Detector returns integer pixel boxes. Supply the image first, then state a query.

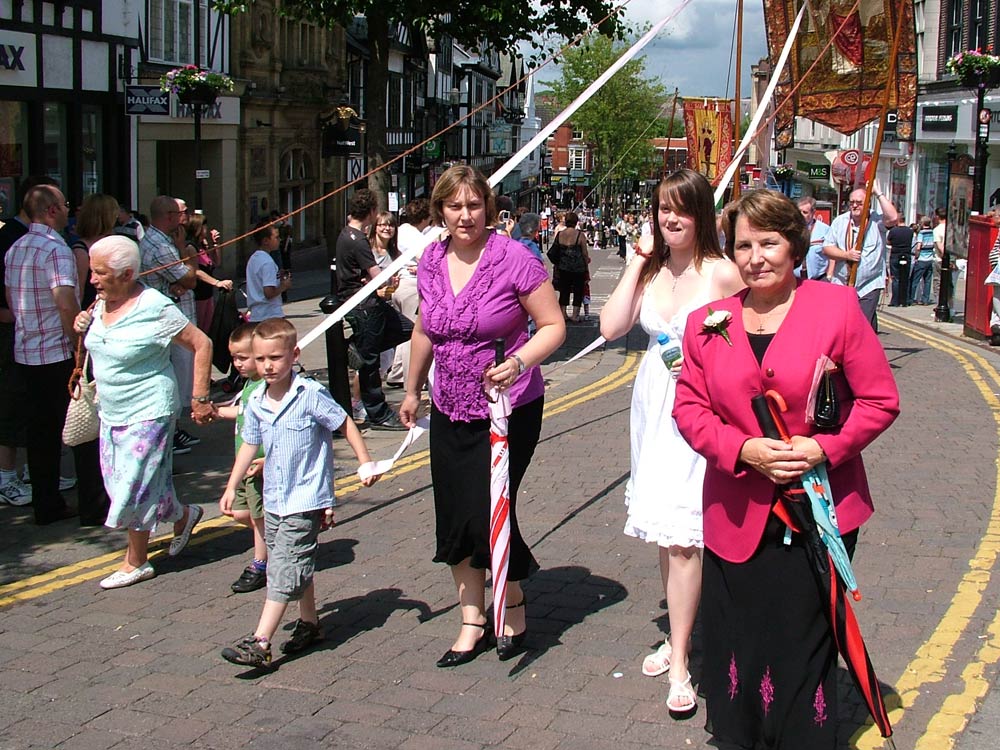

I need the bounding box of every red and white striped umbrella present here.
[487,384,512,642]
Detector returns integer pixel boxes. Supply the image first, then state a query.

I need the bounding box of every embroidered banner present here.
[683,99,734,182]
[763,0,917,147]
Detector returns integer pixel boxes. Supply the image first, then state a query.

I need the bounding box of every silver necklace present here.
[667,260,694,292]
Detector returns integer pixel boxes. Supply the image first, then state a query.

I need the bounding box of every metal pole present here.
[193,0,203,213]
[973,82,990,215]
[934,141,957,323]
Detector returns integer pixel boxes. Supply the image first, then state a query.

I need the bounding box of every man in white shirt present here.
[245,221,292,321]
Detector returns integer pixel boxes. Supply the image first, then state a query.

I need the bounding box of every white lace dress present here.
[623,278,711,548]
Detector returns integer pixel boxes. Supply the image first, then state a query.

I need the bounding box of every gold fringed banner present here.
[683,99,734,182]
[763,0,917,148]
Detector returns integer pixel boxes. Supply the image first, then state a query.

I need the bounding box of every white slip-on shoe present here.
[168,504,204,556]
[100,562,155,590]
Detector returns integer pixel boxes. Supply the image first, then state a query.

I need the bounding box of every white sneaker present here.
[99,562,155,590]
[0,478,32,506]
[352,401,368,423]
[169,505,204,556]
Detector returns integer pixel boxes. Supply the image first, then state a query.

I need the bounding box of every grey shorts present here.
[264,509,324,603]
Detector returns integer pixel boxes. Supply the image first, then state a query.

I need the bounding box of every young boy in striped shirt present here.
[219,318,380,668]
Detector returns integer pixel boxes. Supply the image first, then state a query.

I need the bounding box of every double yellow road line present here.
[853,317,1000,750]
[0,350,640,609]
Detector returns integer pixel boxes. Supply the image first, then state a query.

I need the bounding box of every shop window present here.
[149,0,207,66]
[81,106,103,196]
[0,101,28,217]
[44,103,67,189]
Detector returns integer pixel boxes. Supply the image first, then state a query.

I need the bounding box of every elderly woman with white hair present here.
[73,235,216,589]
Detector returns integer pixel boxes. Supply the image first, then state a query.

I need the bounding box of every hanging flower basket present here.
[160,65,234,104]
[946,50,1000,89]
[773,164,795,181]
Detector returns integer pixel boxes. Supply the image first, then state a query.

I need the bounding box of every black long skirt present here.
[701,513,859,750]
[429,395,543,580]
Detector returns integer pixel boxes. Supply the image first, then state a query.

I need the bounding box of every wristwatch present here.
[192,395,211,403]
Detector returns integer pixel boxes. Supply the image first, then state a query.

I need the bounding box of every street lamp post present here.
[935,141,958,323]
[971,72,999,214]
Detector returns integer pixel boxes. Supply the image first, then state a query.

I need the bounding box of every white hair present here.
[90,235,140,277]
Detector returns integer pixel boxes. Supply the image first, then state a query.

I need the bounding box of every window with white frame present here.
[148,0,207,66]
[571,129,584,141]
[569,147,586,171]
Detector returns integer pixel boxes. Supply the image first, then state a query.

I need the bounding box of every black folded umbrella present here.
[751,392,894,746]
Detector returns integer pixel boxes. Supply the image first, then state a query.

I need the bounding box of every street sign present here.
[195,169,210,179]
[979,109,992,145]
[423,138,441,160]
[125,85,169,115]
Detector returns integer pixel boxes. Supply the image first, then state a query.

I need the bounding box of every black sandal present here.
[436,621,492,668]
[497,599,528,661]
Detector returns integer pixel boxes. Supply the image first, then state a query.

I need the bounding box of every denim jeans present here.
[910,260,934,304]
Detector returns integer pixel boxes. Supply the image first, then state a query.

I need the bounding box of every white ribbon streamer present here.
[712,3,806,205]
[491,0,695,190]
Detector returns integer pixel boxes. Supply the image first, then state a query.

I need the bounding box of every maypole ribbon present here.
[491,0,695,190]
[712,2,806,205]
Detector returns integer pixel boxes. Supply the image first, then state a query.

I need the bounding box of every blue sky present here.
[536,0,770,100]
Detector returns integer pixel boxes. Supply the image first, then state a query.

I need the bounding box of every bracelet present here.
[634,248,653,259]
[192,395,211,403]
[510,354,526,374]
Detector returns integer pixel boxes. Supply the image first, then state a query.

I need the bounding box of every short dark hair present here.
[229,322,258,345]
[563,211,579,227]
[253,219,277,245]
[722,189,809,265]
[23,185,63,220]
[935,207,947,220]
[348,189,379,221]
[403,198,430,225]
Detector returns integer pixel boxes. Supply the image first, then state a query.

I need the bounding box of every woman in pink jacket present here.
[673,189,899,749]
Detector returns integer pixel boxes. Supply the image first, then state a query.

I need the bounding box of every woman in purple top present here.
[400,166,566,667]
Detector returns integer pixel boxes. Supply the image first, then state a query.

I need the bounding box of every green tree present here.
[545,34,669,208]
[214,1,624,205]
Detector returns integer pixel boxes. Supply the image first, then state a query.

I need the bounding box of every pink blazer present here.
[672,281,899,563]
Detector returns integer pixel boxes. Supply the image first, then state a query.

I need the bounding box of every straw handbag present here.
[63,344,100,447]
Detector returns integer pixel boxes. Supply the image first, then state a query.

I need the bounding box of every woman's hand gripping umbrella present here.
[486,338,512,644]
[752,390,895,747]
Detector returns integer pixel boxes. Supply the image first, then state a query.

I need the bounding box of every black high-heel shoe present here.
[436,622,492,668]
[497,599,528,661]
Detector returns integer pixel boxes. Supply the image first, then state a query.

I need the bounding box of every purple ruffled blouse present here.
[417,232,549,422]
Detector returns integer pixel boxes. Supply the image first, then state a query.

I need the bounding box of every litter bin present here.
[964,215,999,340]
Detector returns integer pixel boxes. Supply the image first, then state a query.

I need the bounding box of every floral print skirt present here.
[701,513,851,750]
[100,417,184,532]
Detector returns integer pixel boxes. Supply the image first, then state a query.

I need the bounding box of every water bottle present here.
[658,332,682,369]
